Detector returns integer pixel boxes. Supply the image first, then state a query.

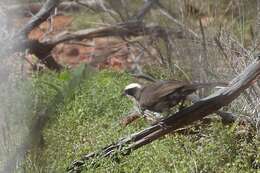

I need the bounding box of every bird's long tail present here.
[191,81,228,89]
[179,81,228,96]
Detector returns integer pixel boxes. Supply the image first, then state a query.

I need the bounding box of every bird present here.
[123,79,225,114]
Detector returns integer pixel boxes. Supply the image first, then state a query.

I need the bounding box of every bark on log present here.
[67,57,260,173]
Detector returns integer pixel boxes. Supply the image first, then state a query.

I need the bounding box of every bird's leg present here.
[178,99,186,111]
[140,108,146,118]
[157,121,169,130]
[143,110,164,125]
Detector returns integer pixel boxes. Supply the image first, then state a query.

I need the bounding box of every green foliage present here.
[22,70,259,173]
[31,71,68,107]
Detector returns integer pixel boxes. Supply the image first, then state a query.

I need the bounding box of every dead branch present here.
[19,0,60,36]
[3,1,102,17]
[67,57,260,173]
[43,21,167,46]
[187,94,238,124]
[18,14,170,71]
[33,21,170,70]
[10,0,187,71]
[74,0,100,13]
[8,0,63,71]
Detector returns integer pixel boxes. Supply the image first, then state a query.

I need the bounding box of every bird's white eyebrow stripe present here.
[124,83,142,90]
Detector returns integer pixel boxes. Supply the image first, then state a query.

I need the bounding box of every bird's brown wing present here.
[153,80,189,98]
[139,80,189,108]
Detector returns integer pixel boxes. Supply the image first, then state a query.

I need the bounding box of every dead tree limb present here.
[67,57,260,173]
[20,0,62,71]
[10,0,185,71]
[39,20,189,50]
[17,15,178,71]
[187,94,238,124]
[10,0,62,71]
[43,21,168,46]
[31,21,170,70]
[19,0,60,36]
[4,1,101,17]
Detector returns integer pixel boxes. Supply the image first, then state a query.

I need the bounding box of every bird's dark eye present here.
[125,88,137,97]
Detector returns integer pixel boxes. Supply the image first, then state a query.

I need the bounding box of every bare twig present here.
[74,0,98,13]
[199,19,209,96]
[133,0,158,21]
[156,1,199,39]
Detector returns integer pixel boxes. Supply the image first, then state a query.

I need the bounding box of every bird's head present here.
[122,83,142,100]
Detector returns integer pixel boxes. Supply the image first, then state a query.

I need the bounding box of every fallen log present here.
[67,56,260,173]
